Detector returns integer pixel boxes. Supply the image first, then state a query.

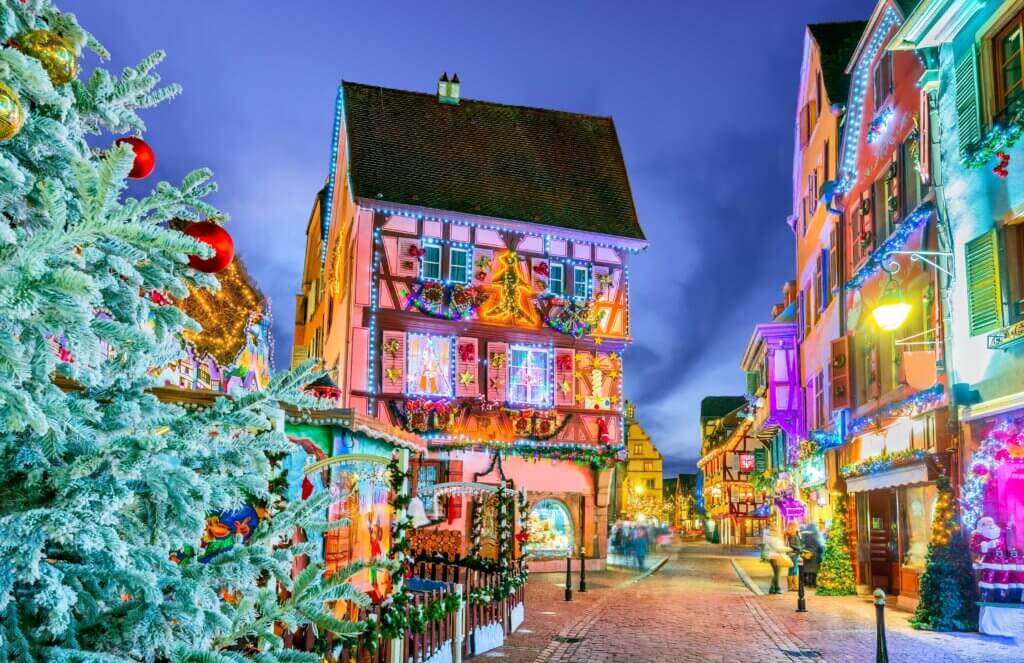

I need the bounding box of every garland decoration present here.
[536,294,605,338]
[847,383,944,436]
[504,408,573,440]
[962,418,1024,529]
[387,398,465,434]
[841,448,930,479]
[866,106,894,144]
[845,202,934,291]
[964,94,1024,170]
[430,439,625,469]
[404,280,488,320]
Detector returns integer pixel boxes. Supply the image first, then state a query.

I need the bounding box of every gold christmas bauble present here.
[0,82,25,142]
[18,30,78,86]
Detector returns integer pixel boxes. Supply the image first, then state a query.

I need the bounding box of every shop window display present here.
[524,499,574,557]
[900,484,937,569]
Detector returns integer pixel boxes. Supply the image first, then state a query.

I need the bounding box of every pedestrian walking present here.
[633,525,649,570]
[785,522,804,592]
[762,525,791,594]
[799,523,824,588]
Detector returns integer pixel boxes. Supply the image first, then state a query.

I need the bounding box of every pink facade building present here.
[293,78,646,568]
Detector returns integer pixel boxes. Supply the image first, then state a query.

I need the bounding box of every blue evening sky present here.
[64,1,876,474]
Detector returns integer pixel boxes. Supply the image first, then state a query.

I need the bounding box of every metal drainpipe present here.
[926,85,963,482]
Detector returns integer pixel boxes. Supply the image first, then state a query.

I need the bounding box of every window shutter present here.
[554,348,575,407]
[455,337,479,397]
[745,370,760,396]
[828,228,838,294]
[592,265,611,301]
[797,291,805,341]
[396,238,421,277]
[868,345,881,400]
[954,46,982,157]
[487,342,508,402]
[966,230,1004,336]
[473,248,494,285]
[446,460,463,521]
[829,336,851,411]
[380,331,406,394]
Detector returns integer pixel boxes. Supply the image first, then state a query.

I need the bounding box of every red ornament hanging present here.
[115,136,156,179]
[301,476,314,501]
[994,150,1010,178]
[183,221,234,273]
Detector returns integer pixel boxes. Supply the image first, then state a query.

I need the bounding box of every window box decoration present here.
[404,280,487,320]
[504,408,571,441]
[963,94,1024,170]
[840,448,930,479]
[388,398,464,434]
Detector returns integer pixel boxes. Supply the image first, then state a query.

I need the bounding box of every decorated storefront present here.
[524,498,575,557]
[842,403,944,604]
[963,417,1024,637]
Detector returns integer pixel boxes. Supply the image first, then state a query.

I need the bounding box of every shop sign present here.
[800,455,827,487]
[754,448,767,472]
[988,320,1024,350]
[739,452,755,473]
[776,497,806,519]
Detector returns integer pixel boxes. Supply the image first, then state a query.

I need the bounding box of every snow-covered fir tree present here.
[0,1,365,660]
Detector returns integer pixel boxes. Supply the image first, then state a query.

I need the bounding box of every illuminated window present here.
[995,11,1024,114]
[633,443,642,455]
[549,262,564,296]
[524,499,574,556]
[508,345,550,406]
[422,245,441,280]
[573,265,589,299]
[643,462,653,471]
[449,247,468,283]
[406,333,453,397]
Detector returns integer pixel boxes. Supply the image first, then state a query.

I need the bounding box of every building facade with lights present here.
[617,402,664,522]
[891,0,1024,632]
[293,78,646,569]
[829,0,953,605]
[789,20,865,535]
[696,396,770,545]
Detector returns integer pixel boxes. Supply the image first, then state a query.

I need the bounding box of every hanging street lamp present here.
[872,274,912,331]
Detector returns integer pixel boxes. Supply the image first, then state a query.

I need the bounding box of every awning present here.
[846,461,931,494]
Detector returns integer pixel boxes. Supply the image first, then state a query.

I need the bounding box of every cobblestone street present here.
[484,544,1023,663]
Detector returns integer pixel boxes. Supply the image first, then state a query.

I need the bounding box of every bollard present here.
[579,547,587,593]
[796,558,807,613]
[874,589,889,663]
[564,556,573,602]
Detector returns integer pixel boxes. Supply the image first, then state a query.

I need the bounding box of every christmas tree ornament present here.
[115,136,156,178]
[17,30,78,86]
[183,221,234,273]
[0,82,25,142]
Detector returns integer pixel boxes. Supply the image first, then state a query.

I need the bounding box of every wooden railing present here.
[403,587,459,663]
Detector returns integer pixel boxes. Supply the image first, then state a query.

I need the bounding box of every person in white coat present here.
[762,525,791,595]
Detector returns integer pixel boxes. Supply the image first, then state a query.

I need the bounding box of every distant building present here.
[616,402,664,522]
[663,473,700,531]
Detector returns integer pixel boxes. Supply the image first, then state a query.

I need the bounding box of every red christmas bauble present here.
[183,221,234,273]
[115,137,156,179]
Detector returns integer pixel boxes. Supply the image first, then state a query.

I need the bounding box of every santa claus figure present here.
[972,516,1010,601]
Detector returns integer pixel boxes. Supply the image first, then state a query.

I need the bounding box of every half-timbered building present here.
[293,78,646,569]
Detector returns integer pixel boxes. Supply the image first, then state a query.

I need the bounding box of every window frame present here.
[873,52,894,112]
[405,333,454,397]
[994,9,1024,116]
[507,344,551,406]
[549,262,565,296]
[448,246,469,283]
[421,244,442,280]
[572,265,590,299]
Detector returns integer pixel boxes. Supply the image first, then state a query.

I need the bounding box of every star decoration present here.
[459,371,476,387]
[574,393,582,404]
[592,336,604,346]
[385,367,401,383]
[608,370,621,379]
[610,352,619,362]
[610,396,619,406]
[560,381,572,395]
[574,370,584,380]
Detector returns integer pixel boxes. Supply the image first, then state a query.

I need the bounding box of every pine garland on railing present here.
[363,452,462,651]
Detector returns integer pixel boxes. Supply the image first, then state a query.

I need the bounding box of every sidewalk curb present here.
[622,555,669,586]
[731,557,764,596]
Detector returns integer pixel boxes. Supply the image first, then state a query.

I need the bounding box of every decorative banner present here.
[738,453,755,473]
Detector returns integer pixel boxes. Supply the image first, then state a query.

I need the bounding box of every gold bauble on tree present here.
[0,82,25,142]
[18,30,78,86]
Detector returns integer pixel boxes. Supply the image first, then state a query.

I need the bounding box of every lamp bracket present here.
[885,251,953,277]
[895,327,940,347]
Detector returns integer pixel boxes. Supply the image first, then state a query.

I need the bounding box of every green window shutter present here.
[745,370,760,395]
[954,46,982,157]
[965,230,1004,336]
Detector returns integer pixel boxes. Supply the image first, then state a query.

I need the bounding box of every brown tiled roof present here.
[342,81,644,240]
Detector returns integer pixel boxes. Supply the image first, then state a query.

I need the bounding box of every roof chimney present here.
[438,71,460,105]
